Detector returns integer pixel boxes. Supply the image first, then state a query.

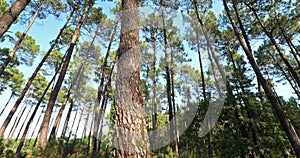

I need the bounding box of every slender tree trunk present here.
[8,103,27,140]
[195,24,215,158]
[37,2,90,148]
[115,0,150,157]
[62,100,75,141]
[0,92,13,116]
[13,104,34,148]
[0,9,74,138]
[15,57,64,155]
[275,16,300,68]
[160,6,176,154]
[97,64,114,152]
[170,47,179,156]
[244,2,300,88]
[48,86,72,141]
[6,104,25,142]
[0,1,42,76]
[0,0,31,38]
[223,1,300,156]
[92,19,118,155]
[193,0,226,82]
[151,31,158,152]
[74,108,84,140]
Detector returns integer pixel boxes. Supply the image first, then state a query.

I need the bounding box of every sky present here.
[0,0,296,139]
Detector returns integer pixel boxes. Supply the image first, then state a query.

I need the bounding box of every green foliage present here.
[13,31,40,66]
[0,0,9,16]
[86,7,106,25]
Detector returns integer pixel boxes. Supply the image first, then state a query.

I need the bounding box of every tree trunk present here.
[74,108,84,140]
[92,19,118,155]
[223,1,300,156]
[0,1,42,76]
[48,86,72,141]
[160,5,176,154]
[115,0,150,157]
[0,9,74,138]
[63,100,75,141]
[244,2,300,88]
[8,103,27,140]
[0,0,31,38]
[0,92,13,116]
[151,30,158,151]
[15,58,63,155]
[37,2,90,148]
[170,47,179,156]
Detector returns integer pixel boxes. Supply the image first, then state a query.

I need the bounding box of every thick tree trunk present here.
[37,2,90,148]
[223,1,300,156]
[0,0,31,38]
[0,9,74,138]
[115,0,150,157]
[0,1,42,76]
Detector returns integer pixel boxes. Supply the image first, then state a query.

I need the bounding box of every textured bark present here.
[223,1,300,156]
[0,1,42,76]
[0,9,74,138]
[0,0,30,38]
[37,2,90,148]
[115,0,150,157]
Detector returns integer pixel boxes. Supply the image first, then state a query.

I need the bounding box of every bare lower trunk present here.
[115,0,150,157]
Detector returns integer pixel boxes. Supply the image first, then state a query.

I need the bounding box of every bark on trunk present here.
[0,0,31,38]
[115,0,150,157]
[0,1,42,76]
